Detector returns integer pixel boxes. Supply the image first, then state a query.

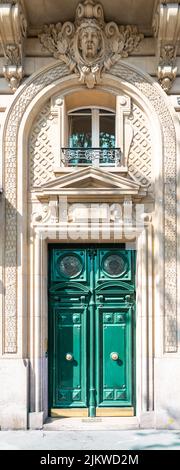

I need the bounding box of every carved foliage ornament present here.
[0,0,27,92]
[158,45,177,93]
[39,0,143,89]
[152,2,180,93]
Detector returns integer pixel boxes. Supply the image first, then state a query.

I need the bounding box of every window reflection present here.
[68,108,115,148]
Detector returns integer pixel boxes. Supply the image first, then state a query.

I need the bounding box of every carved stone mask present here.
[78,25,102,61]
[39,0,144,88]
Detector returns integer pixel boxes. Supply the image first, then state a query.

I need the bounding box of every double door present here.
[48,246,135,417]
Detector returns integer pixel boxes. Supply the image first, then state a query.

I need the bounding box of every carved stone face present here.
[79,26,102,61]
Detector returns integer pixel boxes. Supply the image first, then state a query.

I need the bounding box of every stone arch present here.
[1,60,178,426]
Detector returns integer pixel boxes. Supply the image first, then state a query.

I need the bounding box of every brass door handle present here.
[110,352,119,361]
[65,353,73,362]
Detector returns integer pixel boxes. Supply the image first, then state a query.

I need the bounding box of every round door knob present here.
[110,352,119,361]
[65,353,73,362]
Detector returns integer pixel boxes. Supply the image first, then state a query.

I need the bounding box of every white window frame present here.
[68,107,116,166]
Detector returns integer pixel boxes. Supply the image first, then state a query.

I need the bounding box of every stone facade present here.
[0,0,180,430]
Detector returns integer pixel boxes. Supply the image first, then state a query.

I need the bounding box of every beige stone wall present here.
[0,0,180,429]
[0,60,179,427]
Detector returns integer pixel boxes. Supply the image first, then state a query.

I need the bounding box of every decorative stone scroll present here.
[39,0,143,89]
[152,2,180,92]
[157,45,177,93]
[0,0,27,92]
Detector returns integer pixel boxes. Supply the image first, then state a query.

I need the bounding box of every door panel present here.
[50,305,87,408]
[95,248,134,409]
[96,307,132,407]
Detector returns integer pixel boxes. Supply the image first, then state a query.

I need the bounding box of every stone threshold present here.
[43,417,139,431]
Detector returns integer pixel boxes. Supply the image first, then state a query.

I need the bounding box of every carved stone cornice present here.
[39,0,143,89]
[152,1,180,92]
[0,0,27,92]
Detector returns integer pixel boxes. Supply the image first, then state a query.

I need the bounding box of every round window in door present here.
[59,254,83,278]
[102,253,128,278]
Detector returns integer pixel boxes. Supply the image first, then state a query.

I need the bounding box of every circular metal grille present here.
[103,254,126,277]
[59,255,82,278]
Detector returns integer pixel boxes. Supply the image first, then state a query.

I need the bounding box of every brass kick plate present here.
[51,408,89,418]
[51,407,134,418]
[96,407,134,417]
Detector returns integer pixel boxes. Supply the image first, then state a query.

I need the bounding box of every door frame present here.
[48,244,136,417]
[31,225,153,422]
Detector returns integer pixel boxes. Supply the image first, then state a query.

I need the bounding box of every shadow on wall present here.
[131,430,180,450]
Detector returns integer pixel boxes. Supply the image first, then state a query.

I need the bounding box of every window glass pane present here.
[100,114,115,148]
[69,113,91,148]
[99,110,115,115]
[69,109,91,115]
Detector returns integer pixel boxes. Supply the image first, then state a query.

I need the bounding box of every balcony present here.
[61,148,122,167]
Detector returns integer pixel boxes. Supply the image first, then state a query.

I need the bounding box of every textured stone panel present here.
[29,102,54,188]
[128,103,152,186]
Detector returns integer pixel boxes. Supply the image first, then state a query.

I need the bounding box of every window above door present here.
[49,90,134,172]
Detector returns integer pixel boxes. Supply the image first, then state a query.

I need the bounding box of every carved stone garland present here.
[39,0,144,89]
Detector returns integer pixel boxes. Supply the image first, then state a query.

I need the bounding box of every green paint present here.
[48,246,136,415]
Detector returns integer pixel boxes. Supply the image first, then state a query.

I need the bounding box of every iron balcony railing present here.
[61,147,122,167]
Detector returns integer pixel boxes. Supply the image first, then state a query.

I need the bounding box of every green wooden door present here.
[48,246,135,416]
